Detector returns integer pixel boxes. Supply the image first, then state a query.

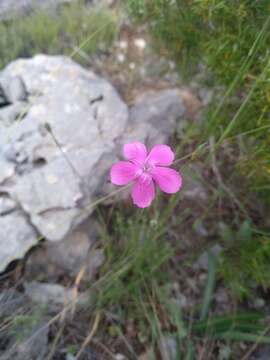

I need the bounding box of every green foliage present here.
[93,195,181,347]
[127,0,270,299]
[219,222,270,298]
[95,202,270,354]
[97,197,178,310]
[126,0,270,200]
[200,252,217,321]
[193,313,270,343]
[0,2,117,69]
[126,0,270,84]
[9,306,46,342]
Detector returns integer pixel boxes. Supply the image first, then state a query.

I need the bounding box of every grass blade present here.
[200,252,217,321]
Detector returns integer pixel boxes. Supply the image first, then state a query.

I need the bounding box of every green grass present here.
[126,0,270,201]
[0,1,118,69]
[96,195,179,311]
[85,198,270,357]
[219,222,270,299]
[126,0,270,300]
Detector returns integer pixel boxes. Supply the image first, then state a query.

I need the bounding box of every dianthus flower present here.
[110,142,182,208]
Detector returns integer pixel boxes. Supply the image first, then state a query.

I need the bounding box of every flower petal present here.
[131,179,155,208]
[123,142,147,162]
[148,145,175,166]
[110,161,138,185]
[152,166,182,193]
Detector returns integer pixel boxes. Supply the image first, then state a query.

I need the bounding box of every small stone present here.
[193,244,223,271]
[118,40,127,49]
[194,222,208,237]
[218,345,232,360]
[25,219,103,280]
[46,229,92,275]
[215,288,229,305]
[24,282,89,312]
[125,89,186,146]
[129,62,136,70]
[159,336,177,360]
[117,53,125,63]
[0,289,26,317]
[134,38,146,50]
[66,355,76,360]
[115,355,126,360]
[254,298,265,309]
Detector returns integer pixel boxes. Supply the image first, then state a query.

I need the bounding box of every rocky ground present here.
[0,5,268,360]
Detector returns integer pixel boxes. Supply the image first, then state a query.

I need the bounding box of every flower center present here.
[134,160,155,184]
[142,162,154,173]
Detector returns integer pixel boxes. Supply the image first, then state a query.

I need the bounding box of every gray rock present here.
[0,289,26,317]
[253,297,265,309]
[125,89,185,146]
[218,345,232,360]
[159,336,177,360]
[0,195,17,215]
[0,55,128,250]
[193,244,223,271]
[0,213,38,273]
[24,282,89,311]
[0,102,27,127]
[0,76,28,104]
[25,219,104,280]
[0,54,187,272]
[46,230,93,274]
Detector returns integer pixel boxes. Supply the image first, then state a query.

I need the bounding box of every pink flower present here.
[110,142,182,208]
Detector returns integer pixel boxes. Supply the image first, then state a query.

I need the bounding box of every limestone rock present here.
[24,282,89,311]
[0,55,187,272]
[0,212,37,273]
[124,89,185,146]
[25,220,104,280]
